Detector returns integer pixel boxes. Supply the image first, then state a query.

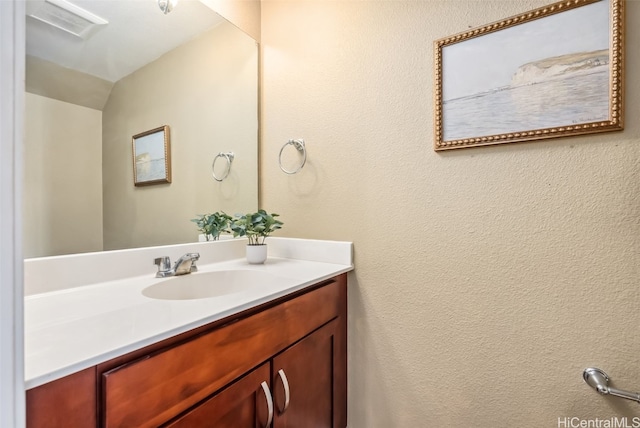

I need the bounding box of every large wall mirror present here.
[23,0,259,258]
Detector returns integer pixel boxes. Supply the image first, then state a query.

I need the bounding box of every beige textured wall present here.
[23,93,103,258]
[102,21,258,250]
[260,1,640,426]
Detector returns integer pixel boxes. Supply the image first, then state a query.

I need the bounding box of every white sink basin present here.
[142,270,285,300]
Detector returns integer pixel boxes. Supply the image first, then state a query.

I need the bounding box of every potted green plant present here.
[190,211,232,241]
[231,210,283,264]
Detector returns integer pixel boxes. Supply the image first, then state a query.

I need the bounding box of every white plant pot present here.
[246,244,267,264]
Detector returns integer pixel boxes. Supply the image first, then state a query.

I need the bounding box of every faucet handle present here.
[154,256,171,272]
[187,253,200,272]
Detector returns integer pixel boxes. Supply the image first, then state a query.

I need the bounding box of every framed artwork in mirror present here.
[434,0,624,151]
[132,125,172,186]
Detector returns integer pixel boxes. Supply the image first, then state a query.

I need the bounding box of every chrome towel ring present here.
[279,139,306,174]
[212,152,234,182]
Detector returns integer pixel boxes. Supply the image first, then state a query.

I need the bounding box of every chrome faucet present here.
[154,253,200,278]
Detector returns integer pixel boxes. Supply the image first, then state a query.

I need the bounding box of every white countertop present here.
[24,238,353,389]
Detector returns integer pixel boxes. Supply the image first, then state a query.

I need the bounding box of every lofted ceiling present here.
[26,0,226,83]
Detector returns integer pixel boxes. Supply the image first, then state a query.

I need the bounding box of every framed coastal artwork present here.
[132,125,172,186]
[433,0,624,151]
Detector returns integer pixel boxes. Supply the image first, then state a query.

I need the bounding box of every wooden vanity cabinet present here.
[163,363,273,428]
[272,319,342,427]
[26,273,347,428]
[26,366,97,428]
[165,318,343,428]
[163,320,346,428]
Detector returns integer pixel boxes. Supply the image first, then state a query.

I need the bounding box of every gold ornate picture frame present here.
[434,0,624,151]
[132,125,172,186]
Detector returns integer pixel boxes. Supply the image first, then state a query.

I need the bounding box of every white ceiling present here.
[26,0,226,82]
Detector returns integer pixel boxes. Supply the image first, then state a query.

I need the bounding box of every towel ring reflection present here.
[212,152,234,182]
[279,139,306,174]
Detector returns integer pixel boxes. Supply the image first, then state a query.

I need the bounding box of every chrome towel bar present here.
[583,367,640,404]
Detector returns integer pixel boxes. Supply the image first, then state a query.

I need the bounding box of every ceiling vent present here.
[27,0,108,40]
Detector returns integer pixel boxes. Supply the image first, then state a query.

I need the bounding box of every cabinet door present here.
[26,367,97,428]
[272,320,340,428]
[164,362,274,428]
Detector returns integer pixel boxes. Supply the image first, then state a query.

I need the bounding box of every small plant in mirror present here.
[190,211,232,241]
[231,210,283,245]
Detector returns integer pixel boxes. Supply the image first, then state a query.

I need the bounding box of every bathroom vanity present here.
[24,238,352,428]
